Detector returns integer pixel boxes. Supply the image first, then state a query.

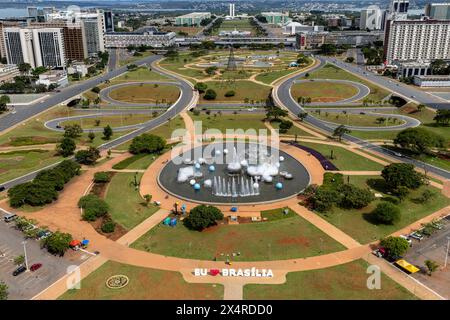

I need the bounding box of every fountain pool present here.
[158,142,311,205]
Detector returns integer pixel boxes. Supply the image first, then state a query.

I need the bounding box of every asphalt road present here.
[274,56,450,179]
[0,55,196,189]
[323,56,450,110]
[0,54,162,133]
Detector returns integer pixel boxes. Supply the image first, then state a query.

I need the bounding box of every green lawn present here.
[160,54,208,80]
[118,51,153,67]
[113,67,174,82]
[313,112,405,127]
[59,260,223,300]
[0,150,63,184]
[200,81,272,103]
[215,19,256,36]
[244,259,416,300]
[131,208,345,261]
[105,172,160,230]
[305,64,390,102]
[255,68,300,84]
[108,83,180,104]
[190,113,268,134]
[291,81,358,103]
[297,141,384,171]
[270,120,314,137]
[61,113,155,129]
[319,175,450,243]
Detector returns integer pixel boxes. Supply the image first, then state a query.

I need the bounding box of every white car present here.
[400,235,412,245]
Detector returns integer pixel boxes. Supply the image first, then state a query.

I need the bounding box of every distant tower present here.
[389,0,409,20]
[226,46,237,71]
[229,3,235,18]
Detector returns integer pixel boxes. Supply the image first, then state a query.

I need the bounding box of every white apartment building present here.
[360,8,383,30]
[384,19,450,64]
[104,30,176,48]
[3,27,65,68]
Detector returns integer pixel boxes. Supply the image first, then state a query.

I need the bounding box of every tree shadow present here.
[366,178,389,194]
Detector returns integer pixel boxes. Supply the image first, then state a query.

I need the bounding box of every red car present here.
[30,263,42,272]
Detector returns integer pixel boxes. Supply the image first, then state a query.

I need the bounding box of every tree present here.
[64,124,83,138]
[416,104,426,112]
[184,205,224,231]
[424,260,439,276]
[380,236,409,257]
[266,106,288,121]
[203,89,217,100]
[319,44,337,55]
[75,147,100,165]
[433,109,450,126]
[381,163,424,190]
[279,120,293,133]
[224,90,235,97]
[18,63,31,74]
[338,184,374,209]
[394,127,444,154]
[0,281,8,300]
[143,194,152,206]
[78,194,109,221]
[333,125,351,142]
[88,132,95,142]
[372,202,401,225]
[129,134,166,154]
[103,125,113,140]
[430,59,450,75]
[194,82,207,93]
[43,231,72,256]
[14,255,25,266]
[101,220,116,233]
[91,86,101,94]
[0,95,10,113]
[297,112,308,122]
[345,57,355,63]
[56,137,76,157]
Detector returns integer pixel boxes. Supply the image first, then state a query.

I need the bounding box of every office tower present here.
[104,11,114,33]
[384,19,450,64]
[425,3,450,20]
[229,4,235,18]
[389,0,409,20]
[360,7,383,30]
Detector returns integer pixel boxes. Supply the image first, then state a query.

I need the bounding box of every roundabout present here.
[157,141,311,205]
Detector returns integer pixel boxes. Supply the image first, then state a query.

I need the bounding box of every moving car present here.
[13,265,26,276]
[30,263,42,272]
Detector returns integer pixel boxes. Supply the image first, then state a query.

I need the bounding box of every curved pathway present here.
[273,56,450,180]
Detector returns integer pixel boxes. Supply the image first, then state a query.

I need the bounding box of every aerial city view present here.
[0,0,449,307]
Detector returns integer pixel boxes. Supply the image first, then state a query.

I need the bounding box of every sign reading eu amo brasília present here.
[194,268,274,277]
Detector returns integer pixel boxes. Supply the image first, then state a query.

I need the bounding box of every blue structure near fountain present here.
[158,142,310,205]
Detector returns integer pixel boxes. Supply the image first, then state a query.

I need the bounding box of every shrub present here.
[129,134,166,154]
[64,124,83,138]
[91,86,101,94]
[184,205,224,231]
[42,231,72,256]
[194,82,207,93]
[381,196,400,205]
[310,188,339,212]
[101,220,116,233]
[75,147,100,165]
[224,90,235,97]
[278,120,293,133]
[103,125,113,140]
[78,194,109,221]
[372,202,400,225]
[93,172,111,183]
[338,184,374,209]
[203,89,217,100]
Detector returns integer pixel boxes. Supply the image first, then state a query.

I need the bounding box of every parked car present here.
[409,232,424,241]
[13,265,26,276]
[372,247,386,258]
[30,263,42,272]
[3,213,17,223]
[400,235,412,246]
[431,222,444,230]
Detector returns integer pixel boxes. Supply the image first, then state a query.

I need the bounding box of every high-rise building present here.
[104,11,114,33]
[261,12,291,25]
[3,26,65,68]
[425,3,450,20]
[360,7,383,30]
[389,0,409,20]
[384,19,450,65]
[229,4,236,18]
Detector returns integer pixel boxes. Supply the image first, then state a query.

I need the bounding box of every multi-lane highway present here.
[0,54,162,133]
[0,55,197,189]
[274,56,450,179]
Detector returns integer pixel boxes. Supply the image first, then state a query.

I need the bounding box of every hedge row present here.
[8,160,81,208]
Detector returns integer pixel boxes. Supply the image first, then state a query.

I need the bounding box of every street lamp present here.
[22,241,29,271]
[445,236,450,268]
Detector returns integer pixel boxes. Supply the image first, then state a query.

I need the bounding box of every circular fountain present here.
[158,142,310,205]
